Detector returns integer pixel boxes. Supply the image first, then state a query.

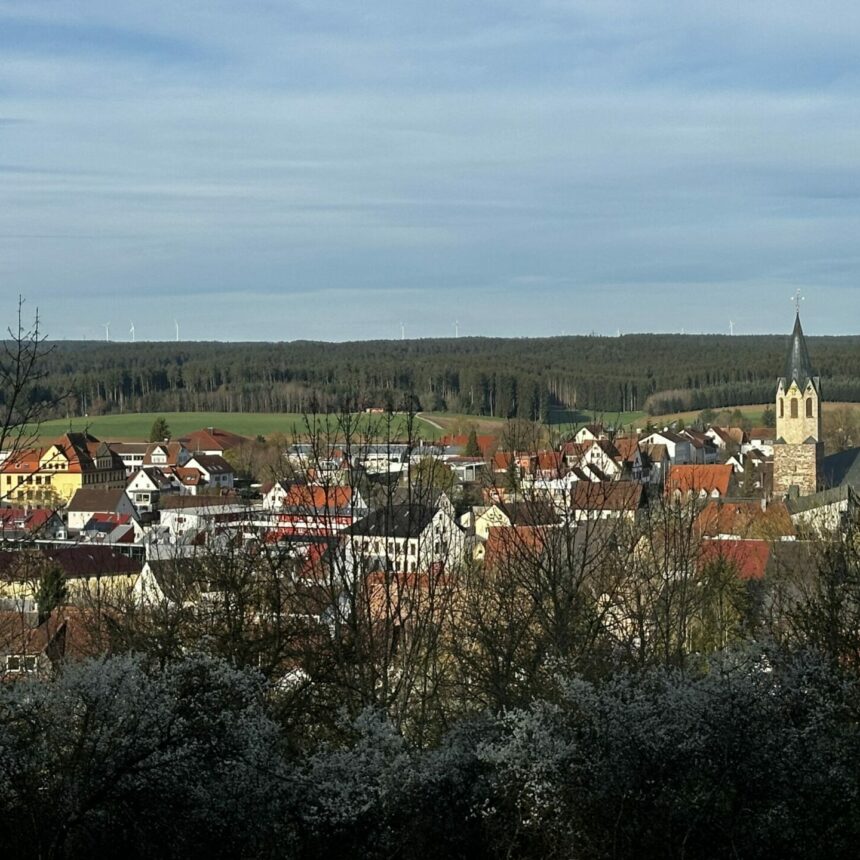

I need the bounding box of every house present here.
[665,464,733,501]
[110,440,190,477]
[483,524,550,570]
[613,437,645,481]
[158,495,249,537]
[108,442,149,476]
[348,503,465,574]
[572,424,606,444]
[570,481,644,521]
[445,456,486,483]
[696,498,795,540]
[639,430,693,465]
[66,488,138,533]
[0,508,66,541]
[80,513,143,545]
[185,454,235,491]
[0,546,143,609]
[699,539,773,581]
[144,441,191,469]
[263,483,367,538]
[0,432,126,506]
[126,466,178,513]
[472,500,560,560]
[705,426,745,452]
[681,429,718,465]
[744,427,776,457]
[179,427,250,456]
[0,608,106,679]
[640,443,670,485]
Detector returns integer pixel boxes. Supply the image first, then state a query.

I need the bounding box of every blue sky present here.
[3,1,860,341]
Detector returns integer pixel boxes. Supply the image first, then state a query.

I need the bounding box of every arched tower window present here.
[806,398,813,418]
[791,398,798,419]
[779,398,784,418]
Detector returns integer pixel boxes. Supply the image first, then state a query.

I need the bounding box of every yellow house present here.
[1,432,126,506]
[0,546,142,609]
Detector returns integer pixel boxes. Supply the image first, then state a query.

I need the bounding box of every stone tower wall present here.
[773,441,821,497]
[776,380,821,445]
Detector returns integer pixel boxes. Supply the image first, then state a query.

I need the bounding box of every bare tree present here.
[0,297,54,466]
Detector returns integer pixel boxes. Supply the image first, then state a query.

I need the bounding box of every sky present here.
[3,1,860,341]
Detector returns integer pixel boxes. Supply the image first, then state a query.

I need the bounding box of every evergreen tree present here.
[36,566,67,624]
[149,416,171,442]
[464,428,481,456]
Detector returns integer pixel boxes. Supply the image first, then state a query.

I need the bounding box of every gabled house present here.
[681,429,718,464]
[80,513,144,545]
[0,508,65,541]
[66,488,138,533]
[665,464,733,501]
[125,466,178,513]
[144,441,191,469]
[705,426,745,452]
[573,424,606,444]
[1,432,126,506]
[472,500,560,560]
[640,443,671,485]
[613,437,645,481]
[348,503,465,574]
[0,609,106,679]
[184,454,235,492]
[570,481,644,521]
[639,430,693,465]
[264,483,367,538]
[179,427,250,457]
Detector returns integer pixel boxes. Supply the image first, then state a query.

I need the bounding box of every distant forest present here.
[33,333,860,420]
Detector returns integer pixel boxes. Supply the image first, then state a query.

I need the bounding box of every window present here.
[779,398,784,418]
[806,398,814,418]
[791,398,798,419]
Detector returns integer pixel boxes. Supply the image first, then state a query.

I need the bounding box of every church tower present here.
[772,312,822,497]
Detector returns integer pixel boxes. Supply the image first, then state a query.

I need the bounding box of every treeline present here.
[33,332,860,419]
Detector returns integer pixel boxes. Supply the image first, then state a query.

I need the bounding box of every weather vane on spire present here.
[791,289,805,314]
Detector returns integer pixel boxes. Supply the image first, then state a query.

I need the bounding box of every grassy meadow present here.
[33,411,443,443]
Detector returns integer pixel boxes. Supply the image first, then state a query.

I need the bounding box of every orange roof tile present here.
[666,465,733,497]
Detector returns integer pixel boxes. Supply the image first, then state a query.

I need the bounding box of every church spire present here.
[783,312,816,390]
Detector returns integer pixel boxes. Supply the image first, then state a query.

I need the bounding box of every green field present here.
[29,401,857,446]
[33,411,444,443]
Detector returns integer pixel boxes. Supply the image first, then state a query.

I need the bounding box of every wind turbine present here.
[454,320,459,338]
[400,322,405,341]
[129,321,135,342]
[174,319,180,342]
[729,320,734,336]
[103,322,110,342]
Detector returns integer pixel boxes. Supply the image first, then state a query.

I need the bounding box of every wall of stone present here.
[773,442,820,497]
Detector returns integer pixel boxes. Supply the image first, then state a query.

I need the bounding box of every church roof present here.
[782,313,817,390]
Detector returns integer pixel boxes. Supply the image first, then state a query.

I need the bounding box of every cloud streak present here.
[1,1,860,339]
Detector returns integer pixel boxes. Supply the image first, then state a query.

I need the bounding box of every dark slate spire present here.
[783,313,816,389]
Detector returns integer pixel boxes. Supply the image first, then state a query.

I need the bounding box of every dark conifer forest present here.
[37,333,860,419]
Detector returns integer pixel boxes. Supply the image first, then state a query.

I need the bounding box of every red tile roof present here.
[700,539,771,580]
[666,465,733,497]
